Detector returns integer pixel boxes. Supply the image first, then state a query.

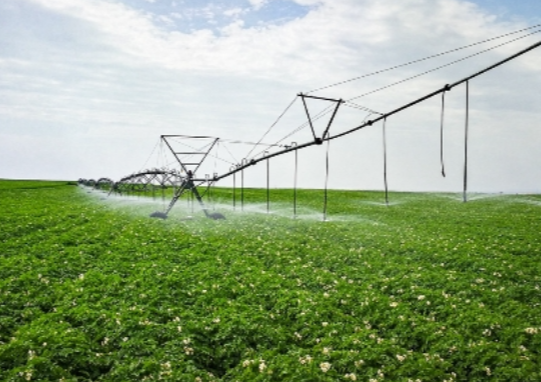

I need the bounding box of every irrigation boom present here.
[97,38,541,219]
[210,39,541,183]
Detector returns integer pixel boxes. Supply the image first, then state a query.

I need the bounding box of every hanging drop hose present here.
[241,159,247,211]
[266,152,270,214]
[323,139,330,221]
[232,167,236,210]
[382,118,389,206]
[463,81,470,203]
[293,143,298,218]
[440,90,447,177]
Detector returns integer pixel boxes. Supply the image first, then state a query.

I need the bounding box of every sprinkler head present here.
[150,211,168,219]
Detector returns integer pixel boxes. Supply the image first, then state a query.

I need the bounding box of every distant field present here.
[0,179,75,190]
[1,179,540,381]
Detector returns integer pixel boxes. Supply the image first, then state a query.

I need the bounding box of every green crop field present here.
[1,179,540,381]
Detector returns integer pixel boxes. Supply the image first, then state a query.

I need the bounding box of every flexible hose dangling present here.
[323,139,330,221]
[293,143,298,218]
[463,81,470,203]
[440,90,447,177]
[266,152,270,214]
[232,170,236,210]
[382,118,389,206]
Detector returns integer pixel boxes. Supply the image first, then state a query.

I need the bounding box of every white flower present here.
[320,362,331,373]
[345,373,357,380]
[417,295,425,300]
[390,302,398,308]
[322,322,329,327]
[322,347,331,355]
[259,362,267,373]
[525,327,538,334]
[213,317,220,324]
[396,354,406,362]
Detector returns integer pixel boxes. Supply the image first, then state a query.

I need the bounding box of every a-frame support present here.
[299,93,345,144]
[150,135,224,220]
[161,135,219,175]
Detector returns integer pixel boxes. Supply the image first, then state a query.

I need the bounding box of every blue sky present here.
[471,0,541,22]
[97,0,541,33]
[130,0,313,33]
[1,0,540,192]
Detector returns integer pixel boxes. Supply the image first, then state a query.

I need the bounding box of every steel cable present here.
[265,30,540,154]
[245,96,299,160]
[307,24,541,94]
[348,30,541,102]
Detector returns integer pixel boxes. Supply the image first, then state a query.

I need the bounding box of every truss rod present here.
[213,39,541,182]
[329,39,541,141]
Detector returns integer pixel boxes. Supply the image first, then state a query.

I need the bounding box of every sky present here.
[1,0,540,193]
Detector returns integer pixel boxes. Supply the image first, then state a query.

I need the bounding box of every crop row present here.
[1,180,540,381]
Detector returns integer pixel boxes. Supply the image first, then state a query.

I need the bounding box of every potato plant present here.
[1,180,540,381]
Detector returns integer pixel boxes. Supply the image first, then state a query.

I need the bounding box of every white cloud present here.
[223,7,246,18]
[1,0,541,191]
[248,0,268,11]
[24,0,538,84]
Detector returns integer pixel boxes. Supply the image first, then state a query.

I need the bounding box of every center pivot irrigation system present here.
[83,30,541,220]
